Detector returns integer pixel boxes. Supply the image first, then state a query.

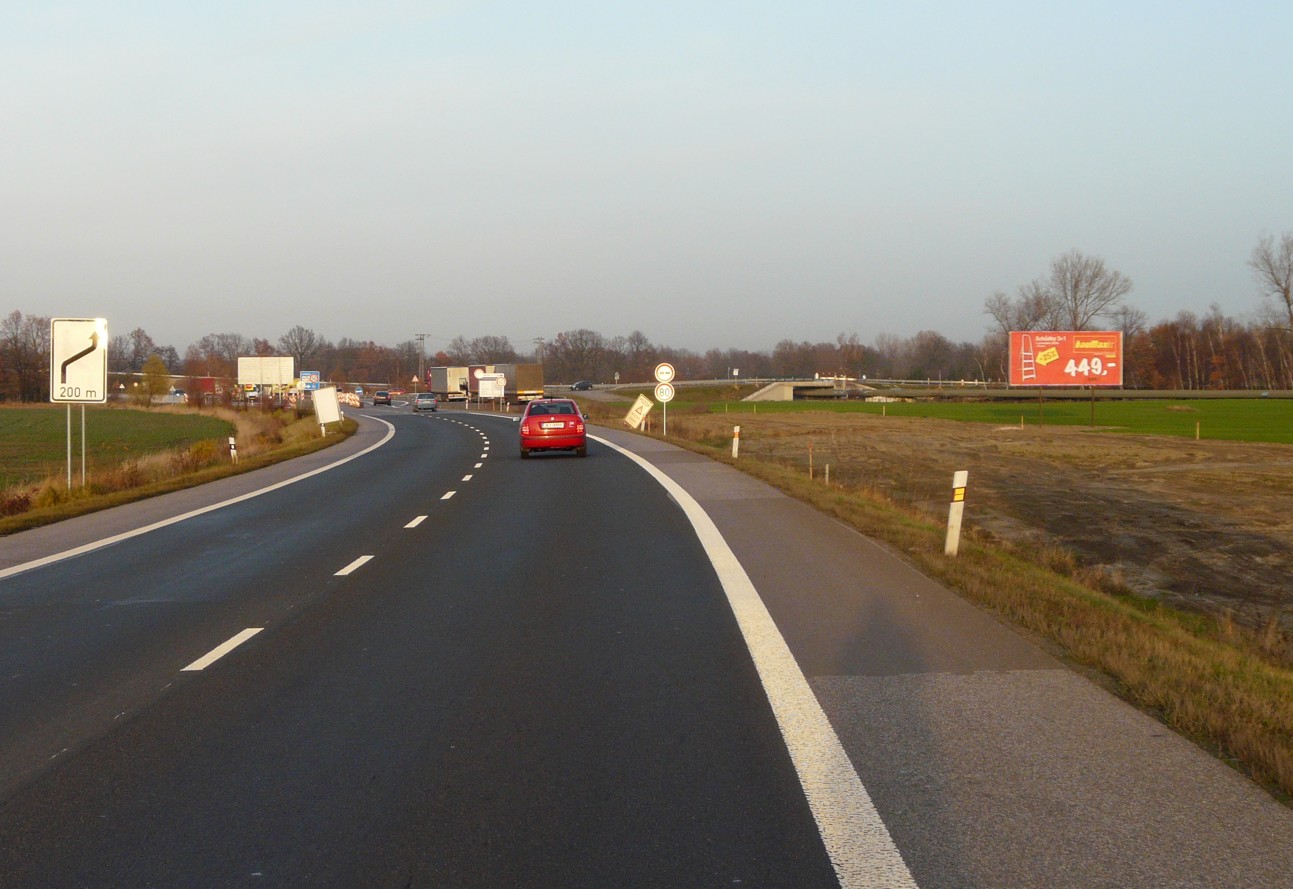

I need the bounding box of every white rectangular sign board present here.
[238,356,295,387]
[624,394,654,429]
[477,372,506,399]
[313,386,342,425]
[50,318,109,403]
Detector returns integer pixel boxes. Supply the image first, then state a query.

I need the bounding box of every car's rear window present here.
[529,402,575,416]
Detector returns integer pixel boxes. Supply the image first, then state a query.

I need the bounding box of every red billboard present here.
[1009,331,1123,387]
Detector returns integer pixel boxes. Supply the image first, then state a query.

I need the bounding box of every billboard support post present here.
[1011,331,1124,428]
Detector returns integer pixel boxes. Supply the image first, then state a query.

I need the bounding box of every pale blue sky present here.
[4,1,1291,354]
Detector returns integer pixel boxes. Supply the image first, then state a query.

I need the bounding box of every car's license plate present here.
[541,421,565,429]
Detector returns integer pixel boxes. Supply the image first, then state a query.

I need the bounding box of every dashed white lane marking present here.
[594,435,919,889]
[405,516,428,528]
[335,555,374,576]
[480,453,488,459]
[182,628,264,672]
[441,491,456,500]
[0,418,398,581]
[462,474,473,482]
[474,463,483,469]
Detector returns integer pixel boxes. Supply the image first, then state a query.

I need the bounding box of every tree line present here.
[4,234,1291,400]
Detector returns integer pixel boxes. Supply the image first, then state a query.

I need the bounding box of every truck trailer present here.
[427,366,470,401]
[492,363,545,401]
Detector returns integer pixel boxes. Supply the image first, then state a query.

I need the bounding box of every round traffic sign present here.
[655,382,675,403]
[654,362,675,384]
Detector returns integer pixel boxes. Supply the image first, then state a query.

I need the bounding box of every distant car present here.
[389,387,406,395]
[372,390,392,406]
[519,398,587,458]
[570,380,593,391]
[413,392,438,412]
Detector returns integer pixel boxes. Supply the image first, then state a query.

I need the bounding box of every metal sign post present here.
[654,363,676,436]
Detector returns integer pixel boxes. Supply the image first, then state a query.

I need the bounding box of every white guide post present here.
[945,470,968,556]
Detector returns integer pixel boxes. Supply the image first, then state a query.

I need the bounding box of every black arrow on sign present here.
[60,331,99,384]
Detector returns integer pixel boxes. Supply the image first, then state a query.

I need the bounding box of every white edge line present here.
[405,515,428,528]
[181,627,264,672]
[591,434,919,889]
[0,418,399,581]
[335,555,374,576]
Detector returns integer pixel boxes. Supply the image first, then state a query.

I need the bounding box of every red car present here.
[519,398,587,458]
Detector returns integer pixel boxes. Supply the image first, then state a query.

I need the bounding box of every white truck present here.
[427,366,470,401]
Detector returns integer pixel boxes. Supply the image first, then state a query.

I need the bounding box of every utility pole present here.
[415,333,430,391]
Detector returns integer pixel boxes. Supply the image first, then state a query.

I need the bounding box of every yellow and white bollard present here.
[944,470,968,556]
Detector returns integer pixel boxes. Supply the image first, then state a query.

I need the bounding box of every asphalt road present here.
[0,404,1291,888]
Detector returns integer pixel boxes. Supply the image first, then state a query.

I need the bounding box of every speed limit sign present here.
[654,382,675,403]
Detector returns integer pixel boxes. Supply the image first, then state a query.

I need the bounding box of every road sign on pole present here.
[654,363,675,384]
[50,318,109,403]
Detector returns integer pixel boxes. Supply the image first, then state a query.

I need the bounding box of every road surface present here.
[0,405,1289,887]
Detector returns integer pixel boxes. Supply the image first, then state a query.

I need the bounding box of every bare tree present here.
[548,329,606,381]
[1047,249,1133,330]
[0,311,51,401]
[278,325,328,367]
[1109,304,1149,339]
[192,333,251,377]
[470,335,518,363]
[445,335,473,365]
[108,327,157,372]
[1249,232,1293,331]
[983,281,1053,337]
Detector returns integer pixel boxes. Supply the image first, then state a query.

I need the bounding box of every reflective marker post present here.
[945,470,968,556]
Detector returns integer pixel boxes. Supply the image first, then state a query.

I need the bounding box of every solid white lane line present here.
[182,628,264,672]
[594,435,919,889]
[441,491,456,500]
[335,555,374,576]
[0,418,399,581]
[405,516,428,528]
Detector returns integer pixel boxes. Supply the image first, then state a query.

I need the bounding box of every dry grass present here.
[604,409,1293,801]
[0,410,356,535]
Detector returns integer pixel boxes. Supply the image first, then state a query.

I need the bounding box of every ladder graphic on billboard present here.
[1019,334,1036,382]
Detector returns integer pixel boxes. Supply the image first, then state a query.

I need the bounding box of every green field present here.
[0,406,234,487]
[715,398,1293,442]
[607,386,1293,444]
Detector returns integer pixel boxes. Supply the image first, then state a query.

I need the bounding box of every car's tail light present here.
[521,420,533,435]
[574,420,584,433]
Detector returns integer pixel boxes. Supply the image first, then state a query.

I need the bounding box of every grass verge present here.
[624,424,1293,802]
[0,412,357,536]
